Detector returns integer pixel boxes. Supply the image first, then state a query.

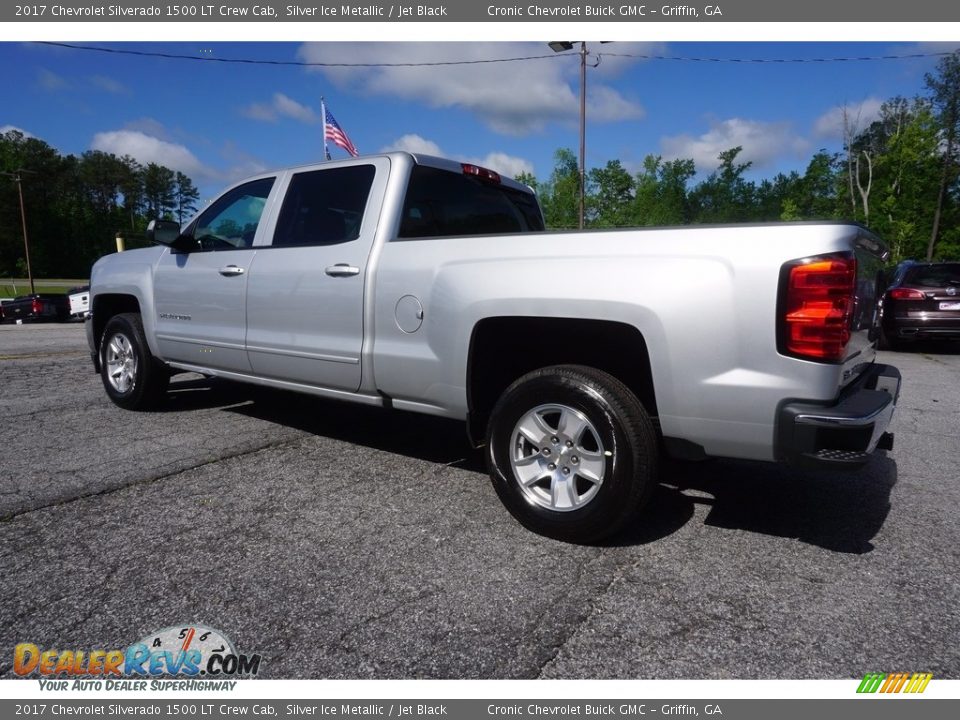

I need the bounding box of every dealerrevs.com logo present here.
[14,625,262,690]
[857,672,933,694]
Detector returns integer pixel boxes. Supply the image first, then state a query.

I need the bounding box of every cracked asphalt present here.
[0,323,958,679]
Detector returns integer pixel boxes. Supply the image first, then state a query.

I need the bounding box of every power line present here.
[35,42,560,67]
[602,50,959,63]
[35,41,959,68]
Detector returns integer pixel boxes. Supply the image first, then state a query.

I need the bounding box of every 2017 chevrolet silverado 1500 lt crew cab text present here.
[86,152,901,543]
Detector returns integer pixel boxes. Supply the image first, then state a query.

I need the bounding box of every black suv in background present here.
[880,261,960,348]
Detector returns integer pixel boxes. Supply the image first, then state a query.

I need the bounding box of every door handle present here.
[325,264,360,277]
[219,265,245,277]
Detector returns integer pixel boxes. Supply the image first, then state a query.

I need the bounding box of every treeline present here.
[522,53,960,262]
[3,54,959,277]
[0,130,199,279]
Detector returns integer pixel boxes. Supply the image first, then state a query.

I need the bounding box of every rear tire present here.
[486,365,658,544]
[878,326,898,351]
[100,313,169,410]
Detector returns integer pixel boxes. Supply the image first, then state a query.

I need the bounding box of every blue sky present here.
[2,40,958,201]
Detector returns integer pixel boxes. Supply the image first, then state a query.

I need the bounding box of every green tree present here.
[118,156,145,232]
[754,171,801,221]
[142,163,176,221]
[689,147,756,223]
[631,155,695,226]
[0,131,67,276]
[538,148,580,230]
[869,98,941,261]
[924,52,960,260]
[514,171,538,191]
[173,171,201,225]
[0,130,200,277]
[80,151,125,216]
[588,160,634,227]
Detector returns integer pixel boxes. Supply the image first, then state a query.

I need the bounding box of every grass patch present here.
[0,279,88,298]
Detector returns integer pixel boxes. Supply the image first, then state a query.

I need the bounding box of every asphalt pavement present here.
[0,322,957,679]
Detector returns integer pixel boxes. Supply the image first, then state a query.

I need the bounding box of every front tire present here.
[486,365,658,544]
[100,313,169,410]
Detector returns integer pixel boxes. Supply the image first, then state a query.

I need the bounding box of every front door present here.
[153,176,276,372]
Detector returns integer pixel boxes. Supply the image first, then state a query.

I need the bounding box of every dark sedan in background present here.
[880,261,960,348]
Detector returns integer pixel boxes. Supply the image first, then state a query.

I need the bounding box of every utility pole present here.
[1,169,36,295]
[578,41,587,231]
[549,41,603,230]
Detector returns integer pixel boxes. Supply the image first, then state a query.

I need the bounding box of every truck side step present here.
[803,449,870,465]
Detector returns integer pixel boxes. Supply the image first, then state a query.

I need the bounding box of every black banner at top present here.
[4,0,960,22]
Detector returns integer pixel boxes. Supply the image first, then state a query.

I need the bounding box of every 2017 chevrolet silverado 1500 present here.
[86,152,901,543]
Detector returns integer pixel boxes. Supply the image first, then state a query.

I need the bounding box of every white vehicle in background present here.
[68,285,90,320]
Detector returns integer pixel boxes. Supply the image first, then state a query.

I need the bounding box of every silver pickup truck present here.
[86,152,901,543]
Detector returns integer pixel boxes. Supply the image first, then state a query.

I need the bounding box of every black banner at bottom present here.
[1,699,957,720]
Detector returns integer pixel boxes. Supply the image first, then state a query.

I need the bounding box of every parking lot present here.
[0,322,958,679]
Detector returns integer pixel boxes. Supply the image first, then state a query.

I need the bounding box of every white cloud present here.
[91,129,212,180]
[297,42,650,136]
[242,93,317,124]
[475,152,535,179]
[36,67,130,95]
[384,134,443,155]
[0,125,35,139]
[121,118,173,142]
[242,103,277,123]
[900,42,960,56]
[380,134,534,178]
[37,68,66,91]
[813,99,884,140]
[218,141,271,186]
[661,118,810,171]
[89,75,129,95]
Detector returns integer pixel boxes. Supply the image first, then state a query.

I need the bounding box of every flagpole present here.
[321,96,330,161]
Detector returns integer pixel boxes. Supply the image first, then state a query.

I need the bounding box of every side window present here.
[272,165,376,247]
[191,178,274,251]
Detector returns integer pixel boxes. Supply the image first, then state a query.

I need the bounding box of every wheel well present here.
[91,294,141,353]
[466,317,658,445]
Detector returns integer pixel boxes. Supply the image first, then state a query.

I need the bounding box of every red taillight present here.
[781,255,856,362]
[461,163,501,184]
[32,297,42,315]
[888,288,926,300]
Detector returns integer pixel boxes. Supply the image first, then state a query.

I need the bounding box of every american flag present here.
[324,105,359,158]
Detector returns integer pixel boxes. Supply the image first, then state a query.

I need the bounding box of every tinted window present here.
[904,264,960,287]
[273,165,376,247]
[399,165,544,238]
[192,178,274,250]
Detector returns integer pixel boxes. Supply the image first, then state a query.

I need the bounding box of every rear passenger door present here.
[245,159,387,391]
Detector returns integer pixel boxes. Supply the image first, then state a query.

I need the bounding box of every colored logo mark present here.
[857,672,933,694]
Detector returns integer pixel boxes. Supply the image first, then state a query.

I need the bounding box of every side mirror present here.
[146,219,183,248]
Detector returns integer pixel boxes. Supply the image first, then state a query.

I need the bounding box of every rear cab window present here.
[399,165,544,239]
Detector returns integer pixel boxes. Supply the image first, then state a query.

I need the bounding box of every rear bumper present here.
[776,363,901,468]
[883,314,960,340]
